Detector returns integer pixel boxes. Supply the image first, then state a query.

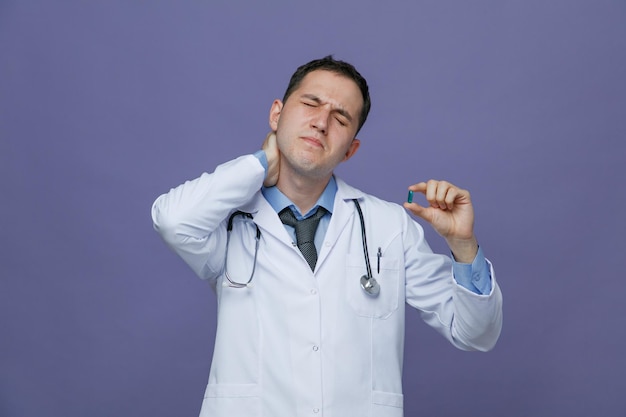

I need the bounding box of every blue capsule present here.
[407,190,414,203]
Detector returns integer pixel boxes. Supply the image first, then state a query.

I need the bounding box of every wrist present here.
[446,235,478,263]
[253,150,269,173]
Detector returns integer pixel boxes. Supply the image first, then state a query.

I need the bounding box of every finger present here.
[429,180,462,210]
[262,132,280,187]
[262,132,276,149]
[408,182,427,193]
[408,180,462,210]
[403,201,431,222]
[444,187,458,210]
[407,181,441,209]
[434,181,449,209]
[426,179,441,209]
[437,182,461,210]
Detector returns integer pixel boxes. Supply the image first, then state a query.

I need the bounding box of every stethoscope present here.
[224,199,380,296]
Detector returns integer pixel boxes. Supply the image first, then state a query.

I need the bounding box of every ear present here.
[342,138,361,162]
[269,99,283,131]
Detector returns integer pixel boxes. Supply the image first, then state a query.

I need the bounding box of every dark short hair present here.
[282,56,371,133]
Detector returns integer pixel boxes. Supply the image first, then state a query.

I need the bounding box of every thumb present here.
[403,202,431,221]
[262,132,280,187]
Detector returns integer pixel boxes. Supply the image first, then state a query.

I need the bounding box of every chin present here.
[298,166,333,180]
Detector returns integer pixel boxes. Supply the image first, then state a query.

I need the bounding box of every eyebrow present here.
[301,94,353,123]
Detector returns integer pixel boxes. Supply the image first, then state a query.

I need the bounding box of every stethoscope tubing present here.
[224,201,379,296]
[352,199,373,280]
[224,211,260,288]
[352,199,380,296]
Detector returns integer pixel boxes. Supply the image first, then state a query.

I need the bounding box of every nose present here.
[310,108,329,134]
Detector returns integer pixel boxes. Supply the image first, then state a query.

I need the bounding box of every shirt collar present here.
[262,176,337,219]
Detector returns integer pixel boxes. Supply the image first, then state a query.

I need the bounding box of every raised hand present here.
[403,180,478,263]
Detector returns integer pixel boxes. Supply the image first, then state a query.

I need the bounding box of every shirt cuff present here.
[451,246,492,295]
[253,150,268,174]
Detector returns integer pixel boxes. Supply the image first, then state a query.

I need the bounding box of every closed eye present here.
[301,95,321,107]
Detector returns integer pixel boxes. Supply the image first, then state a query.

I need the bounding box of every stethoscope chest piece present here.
[360,275,380,297]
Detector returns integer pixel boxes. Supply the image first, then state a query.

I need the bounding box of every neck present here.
[276,173,331,214]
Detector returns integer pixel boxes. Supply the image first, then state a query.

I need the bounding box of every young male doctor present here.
[152,56,503,417]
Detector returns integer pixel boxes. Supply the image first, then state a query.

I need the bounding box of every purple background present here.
[1,1,625,416]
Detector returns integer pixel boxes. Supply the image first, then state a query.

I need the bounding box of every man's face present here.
[269,70,363,181]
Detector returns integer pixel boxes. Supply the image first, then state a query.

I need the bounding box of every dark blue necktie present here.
[279,206,327,271]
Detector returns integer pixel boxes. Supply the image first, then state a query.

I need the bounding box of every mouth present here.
[301,136,324,148]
